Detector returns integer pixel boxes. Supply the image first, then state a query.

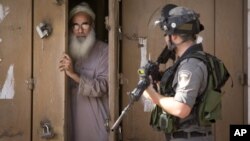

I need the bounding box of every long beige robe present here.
[71,40,109,141]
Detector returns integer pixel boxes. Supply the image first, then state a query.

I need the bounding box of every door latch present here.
[36,22,52,39]
[40,119,55,139]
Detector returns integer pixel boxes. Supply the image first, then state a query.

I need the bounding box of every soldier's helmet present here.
[156,4,204,35]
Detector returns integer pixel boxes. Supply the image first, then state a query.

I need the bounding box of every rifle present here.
[111,46,175,131]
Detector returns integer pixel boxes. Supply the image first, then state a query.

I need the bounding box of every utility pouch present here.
[150,105,176,133]
[198,89,222,126]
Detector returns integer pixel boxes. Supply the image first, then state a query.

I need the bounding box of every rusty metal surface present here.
[0,0,32,141]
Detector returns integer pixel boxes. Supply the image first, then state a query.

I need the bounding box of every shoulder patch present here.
[178,70,192,88]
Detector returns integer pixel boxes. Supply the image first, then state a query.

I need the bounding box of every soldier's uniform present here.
[150,4,215,141]
[164,44,213,141]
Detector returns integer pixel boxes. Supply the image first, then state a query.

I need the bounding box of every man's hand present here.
[59,53,80,83]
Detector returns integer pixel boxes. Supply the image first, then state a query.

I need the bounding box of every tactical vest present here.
[149,44,230,133]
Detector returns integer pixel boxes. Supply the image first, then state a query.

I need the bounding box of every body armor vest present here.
[149,43,230,133]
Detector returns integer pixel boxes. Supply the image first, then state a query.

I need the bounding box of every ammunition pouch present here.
[197,79,222,126]
[150,105,176,133]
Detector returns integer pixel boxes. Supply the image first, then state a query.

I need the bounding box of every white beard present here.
[69,29,96,60]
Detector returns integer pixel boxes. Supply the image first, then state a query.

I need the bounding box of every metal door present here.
[0,0,68,141]
[33,0,68,141]
[0,0,32,141]
[214,0,245,141]
[120,0,245,141]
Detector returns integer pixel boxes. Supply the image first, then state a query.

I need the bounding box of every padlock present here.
[40,119,55,139]
[36,22,52,39]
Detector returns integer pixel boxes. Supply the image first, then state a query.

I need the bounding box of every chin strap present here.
[168,34,192,51]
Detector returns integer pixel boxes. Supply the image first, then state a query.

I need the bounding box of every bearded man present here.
[59,2,109,141]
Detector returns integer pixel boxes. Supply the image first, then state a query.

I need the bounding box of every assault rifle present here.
[111,46,175,131]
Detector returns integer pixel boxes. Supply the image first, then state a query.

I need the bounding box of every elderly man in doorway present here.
[59,2,109,141]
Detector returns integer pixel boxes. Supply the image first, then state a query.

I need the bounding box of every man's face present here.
[69,12,96,60]
[71,12,93,38]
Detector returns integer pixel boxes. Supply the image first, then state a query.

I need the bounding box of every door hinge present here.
[119,73,128,85]
[238,72,247,86]
[26,78,35,90]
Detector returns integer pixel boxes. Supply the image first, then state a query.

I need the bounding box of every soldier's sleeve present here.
[173,58,207,108]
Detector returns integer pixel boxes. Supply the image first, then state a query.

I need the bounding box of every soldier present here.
[59,2,109,141]
[143,4,213,141]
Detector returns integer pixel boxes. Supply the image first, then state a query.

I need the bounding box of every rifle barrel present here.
[111,100,134,131]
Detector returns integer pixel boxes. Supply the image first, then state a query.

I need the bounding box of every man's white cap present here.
[69,2,95,21]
